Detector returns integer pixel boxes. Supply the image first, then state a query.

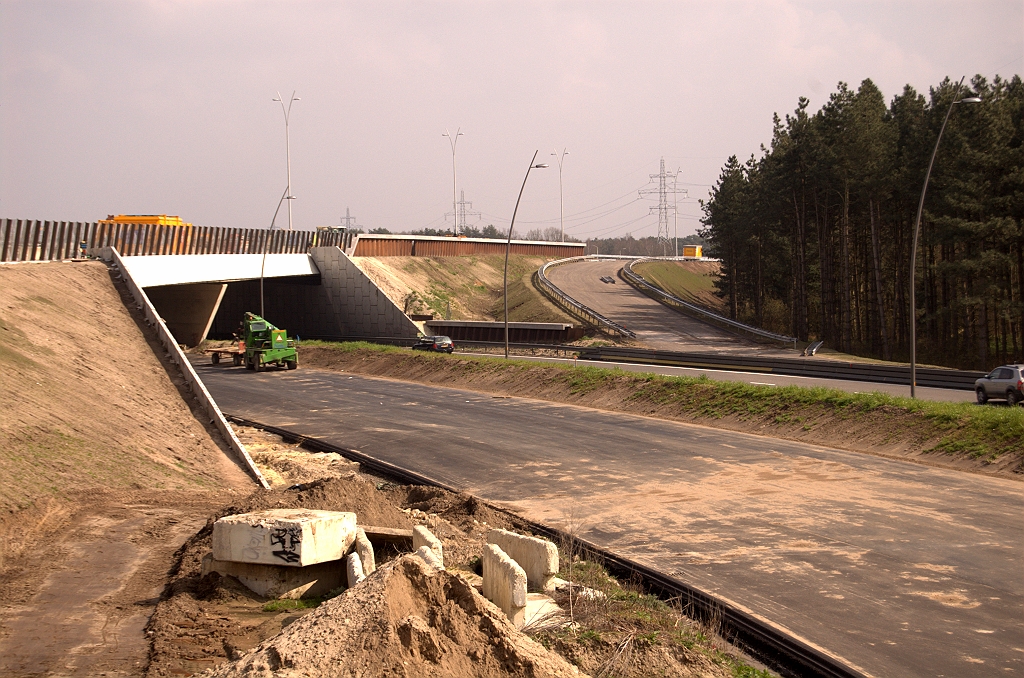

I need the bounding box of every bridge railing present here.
[536,255,636,338]
[0,219,350,262]
[623,257,798,347]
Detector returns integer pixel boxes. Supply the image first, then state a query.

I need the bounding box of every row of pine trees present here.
[699,75,1023,370]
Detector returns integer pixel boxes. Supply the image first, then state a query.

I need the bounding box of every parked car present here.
[975,365,1024,405]
[412,335,455,354]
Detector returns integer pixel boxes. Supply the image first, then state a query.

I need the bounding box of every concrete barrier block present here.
[487,528,559,592]
[413,525,443,564]
[354,528,375,576]
[212,509,356,567]
[415,545,445,571]
[482,544,527,628]
[201,553,343,599]
[346,552,365,588]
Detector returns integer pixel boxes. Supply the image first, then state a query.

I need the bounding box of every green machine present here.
[242,312,298,372]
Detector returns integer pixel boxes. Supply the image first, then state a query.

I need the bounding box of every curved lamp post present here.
[442,128,463,234]
[504,151,549,358]
[909,76,981,398]
[260,186,290,317]
[551,148,569,241]
[272,91,300,231]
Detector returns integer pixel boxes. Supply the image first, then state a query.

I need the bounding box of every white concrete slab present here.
[482,543,527,628]
[212,509,356,567]
[487,528,559,592]
[121,253,318,288]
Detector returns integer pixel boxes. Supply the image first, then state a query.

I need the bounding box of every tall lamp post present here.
[504,151,549,358]
[909,76,980,398]
[442,128,464,234]
[272,91,300,231]
[551,148,569,241]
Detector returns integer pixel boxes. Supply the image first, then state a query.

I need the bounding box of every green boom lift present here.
[242,312,298,372]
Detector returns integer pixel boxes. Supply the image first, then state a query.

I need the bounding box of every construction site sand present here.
[151,438,735,678]
[0,260,252,677]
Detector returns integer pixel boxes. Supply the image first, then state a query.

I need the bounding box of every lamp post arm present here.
[261,185,290,318]
[505,150,540,358]
[909,76,963,398]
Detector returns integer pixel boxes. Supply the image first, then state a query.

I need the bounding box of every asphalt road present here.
[196,360,1024,678]
[546,259,794,355]
[459,352,977,403]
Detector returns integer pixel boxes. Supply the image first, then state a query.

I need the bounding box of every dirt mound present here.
[203,555,582,678]
[0,261,250,516]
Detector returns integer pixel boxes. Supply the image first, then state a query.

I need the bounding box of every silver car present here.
[975,365,1024,406]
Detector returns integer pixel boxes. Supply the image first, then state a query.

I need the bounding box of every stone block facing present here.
[415,545,445,571]
[413,525,443,564]
[201,553,343,599]
[212,509,356,568]
[346,552,366,588]
[487,528,559,592]
[482,543,527,628]
[354,528,375,576]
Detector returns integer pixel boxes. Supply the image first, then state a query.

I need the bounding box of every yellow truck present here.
[98,214,192,227]
[682,245,702,258]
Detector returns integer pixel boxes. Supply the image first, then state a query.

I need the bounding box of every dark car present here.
[975,365,1024,406]
[412,335,455,354]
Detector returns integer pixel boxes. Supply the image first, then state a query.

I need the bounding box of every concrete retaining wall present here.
[97,246,270,489]
[310,246,420,339]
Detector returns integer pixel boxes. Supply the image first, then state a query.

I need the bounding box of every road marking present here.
[749,381,776,386]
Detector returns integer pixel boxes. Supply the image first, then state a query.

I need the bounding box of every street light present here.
[504,151,549,358]
[551,148,569,241]
[673,167,681,257]
[909,76,980,398]
[272,91,300,231]
[442,128,464,235]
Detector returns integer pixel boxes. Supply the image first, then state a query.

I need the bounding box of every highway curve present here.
[545,258,794,355]
[195,359,1024,678]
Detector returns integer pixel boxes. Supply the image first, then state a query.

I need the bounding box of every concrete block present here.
[346,552,365,588]
[354,528,375,576]
[487,528,559,592]
[482,543,527,628]
[413,525,443,564]
[212,509,356,567]
[201,553,343,599]
[415,545,445,571]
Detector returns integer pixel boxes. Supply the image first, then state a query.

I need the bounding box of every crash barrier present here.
[294,336,980,390]
[227,415,865,678]
[99,247,271,489]
[536,256,636,338]
[573,345,986,391]
[0,218,350,262]
[623,258,798,346]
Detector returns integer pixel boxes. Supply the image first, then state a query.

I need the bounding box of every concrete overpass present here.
[107,247,419,347]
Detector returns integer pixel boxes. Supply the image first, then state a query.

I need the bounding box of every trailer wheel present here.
[245,356,255,370]
[211,352,220,365]
[232,354,242,366]
[286,359,297,370]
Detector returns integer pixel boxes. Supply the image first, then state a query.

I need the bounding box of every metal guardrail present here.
[623,258,799,346]
[573,345,986,391]
[536,256,636,338]
[300,338,982,391]
[227,414,866,678]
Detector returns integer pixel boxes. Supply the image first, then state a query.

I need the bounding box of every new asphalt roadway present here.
[194,359,1023,677]
[545,258,794,355]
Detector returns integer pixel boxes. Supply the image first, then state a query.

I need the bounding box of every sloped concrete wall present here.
[309,246,419,339]
[146,282,227,347]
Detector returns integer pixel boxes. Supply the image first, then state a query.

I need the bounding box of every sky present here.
[2,1,1022,242]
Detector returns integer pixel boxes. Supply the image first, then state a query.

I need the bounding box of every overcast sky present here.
[2,1,1021,241]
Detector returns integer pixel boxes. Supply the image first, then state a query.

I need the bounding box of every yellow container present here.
[682,245,702,258]
[98,214,192,227]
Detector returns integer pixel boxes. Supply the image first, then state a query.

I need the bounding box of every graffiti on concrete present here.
[270,526,302,563]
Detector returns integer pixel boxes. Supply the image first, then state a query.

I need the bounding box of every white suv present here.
[975,365,1024,406]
